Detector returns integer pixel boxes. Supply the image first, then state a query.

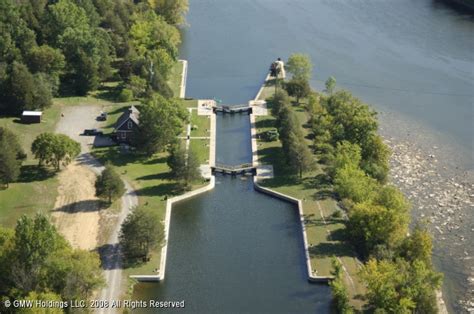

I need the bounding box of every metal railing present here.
[213,163,254,171]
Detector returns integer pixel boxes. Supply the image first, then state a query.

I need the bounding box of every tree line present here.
[0,0,188,114]
[0,214,104,312]
[270,53,442,313]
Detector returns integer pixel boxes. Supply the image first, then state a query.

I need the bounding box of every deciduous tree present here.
[95,164,125,204]
[286,53,312,81]
[334,165,378,203]
[149,0,189,25]
[284,78,310,105]
[20,291,63,314]
[360,258,442,313]
[329,257,353,314]
[347,202,408,257]
[399,225,434,267]
[119,207,163,262]
[359,258,415,313]
[136,94,187,156]
[31,133,80,171]
[329,141,361,178]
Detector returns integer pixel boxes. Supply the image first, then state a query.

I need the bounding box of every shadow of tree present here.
[95,85,120,102]
[137,172,172,181]
[97,243,122,270]
[309,242,355,259]
[302,213,344,229]
[312,189,335,201]
[18,165,56,183]
[92,147,142,167]
[329,227,348,242]
[53,199,104,213]
[108,106,129,115]
[135,183,182,198]
[143,156,167,165]
[255,118,276,129]
[257,146,296,178]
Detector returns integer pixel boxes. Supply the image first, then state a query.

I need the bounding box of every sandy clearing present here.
[52,162,101,250]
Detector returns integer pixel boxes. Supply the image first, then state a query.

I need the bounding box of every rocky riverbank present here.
[383,136,474,313]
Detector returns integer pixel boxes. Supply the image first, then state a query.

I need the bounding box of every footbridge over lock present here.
[213,104,252,114]
[211,163,256,176]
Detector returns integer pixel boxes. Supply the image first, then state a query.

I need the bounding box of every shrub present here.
[118,88,133,102]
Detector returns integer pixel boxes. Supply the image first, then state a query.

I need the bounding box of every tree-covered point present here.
[309,89,390,183]
[0,0,188,114]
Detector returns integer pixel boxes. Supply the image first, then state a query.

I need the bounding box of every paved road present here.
[56,105,138,313]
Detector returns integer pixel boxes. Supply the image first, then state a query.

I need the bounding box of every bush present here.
[263,129,279,141]
[118,88,133,102]
[332,210,343,219]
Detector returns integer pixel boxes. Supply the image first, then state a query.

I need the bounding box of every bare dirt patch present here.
[51,162,101,250]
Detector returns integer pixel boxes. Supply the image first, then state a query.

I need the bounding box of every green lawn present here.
[0,95,138,229]
[179,99,198,110]
[190,138,210,164]
[167,61,184,98]
[190,111,211,137]
[0,104,63,227]
[0,103,62,162]
[92,146,208,276]
[257,78,278,101]
[255,85,365,309]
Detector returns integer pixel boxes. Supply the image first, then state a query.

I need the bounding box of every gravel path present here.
[56,105,138,311]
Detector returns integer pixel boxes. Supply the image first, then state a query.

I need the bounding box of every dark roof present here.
[115,105,140,130]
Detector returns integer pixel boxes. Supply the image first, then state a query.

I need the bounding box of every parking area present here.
[55,105,115,152]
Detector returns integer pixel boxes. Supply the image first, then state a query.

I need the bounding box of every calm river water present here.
[134,1,473,312]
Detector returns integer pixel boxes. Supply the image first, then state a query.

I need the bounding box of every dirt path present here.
[55,104,138,310]
[52,162,101,250]
[97,180,137,314]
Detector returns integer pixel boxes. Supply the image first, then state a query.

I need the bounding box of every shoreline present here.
[374,100,472,313]
[251,72,453,312]
[382,132,472,313]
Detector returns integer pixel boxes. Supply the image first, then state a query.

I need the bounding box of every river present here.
[134,0,474,312]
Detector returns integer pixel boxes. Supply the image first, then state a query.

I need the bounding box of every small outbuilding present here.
[21,111,42,124]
